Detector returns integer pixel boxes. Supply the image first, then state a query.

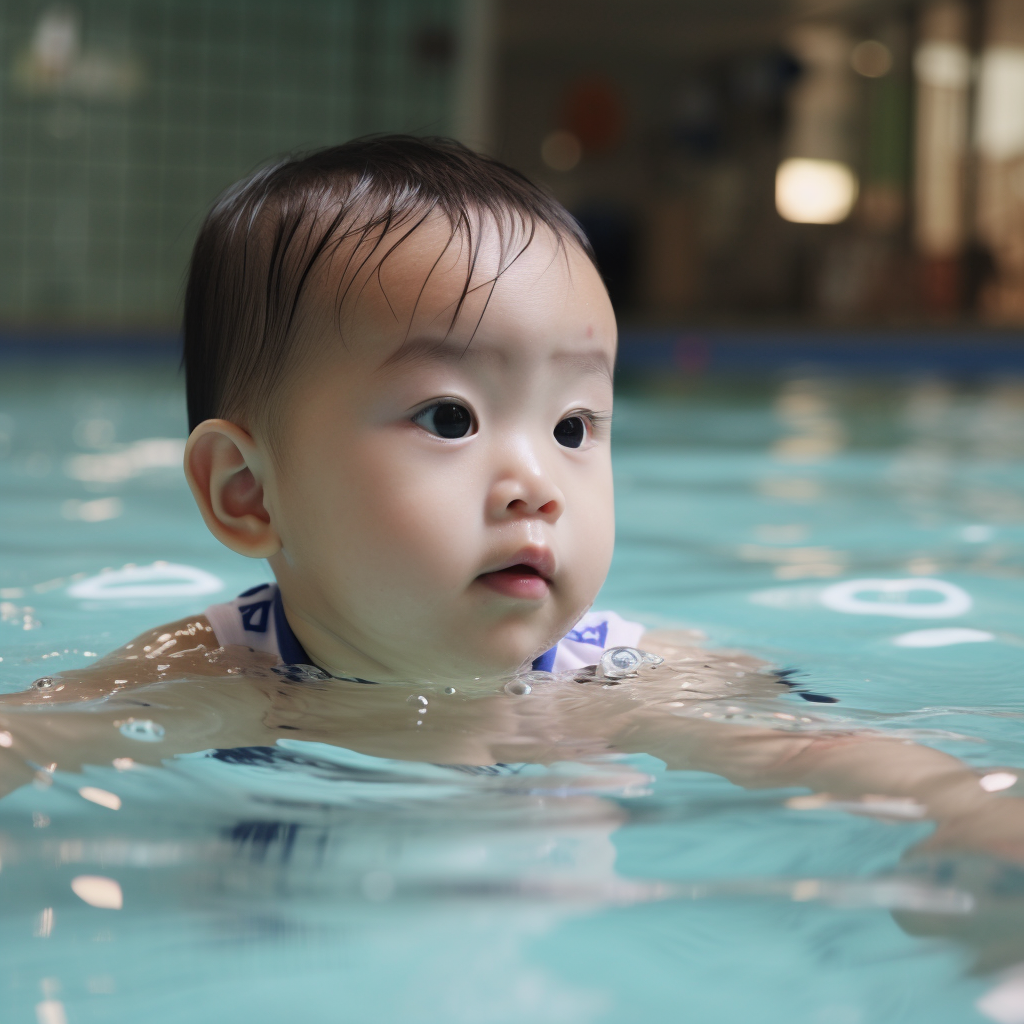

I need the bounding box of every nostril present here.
[499,494,561,517]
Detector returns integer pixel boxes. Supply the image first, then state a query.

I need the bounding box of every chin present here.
[480,612,577,674]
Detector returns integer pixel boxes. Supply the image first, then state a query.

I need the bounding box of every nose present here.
[487,444,565,523]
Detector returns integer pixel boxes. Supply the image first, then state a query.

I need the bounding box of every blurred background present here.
[1,0,1024,359]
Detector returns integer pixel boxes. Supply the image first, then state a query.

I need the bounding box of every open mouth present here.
[493,563,544,579]
[476,554,553,600]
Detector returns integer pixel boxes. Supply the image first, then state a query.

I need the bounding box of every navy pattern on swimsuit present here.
[204,584,647,676]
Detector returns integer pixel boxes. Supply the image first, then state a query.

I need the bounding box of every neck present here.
[280,595,409,683]
[276,590,520,689]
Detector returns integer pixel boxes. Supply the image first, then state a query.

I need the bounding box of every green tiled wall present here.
[0,0,460,327]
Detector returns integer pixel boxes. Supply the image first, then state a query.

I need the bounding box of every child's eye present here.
[553,416,587,449]
[413,401,475,439]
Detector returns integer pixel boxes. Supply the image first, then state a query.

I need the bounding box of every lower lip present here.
[477,569,550,600]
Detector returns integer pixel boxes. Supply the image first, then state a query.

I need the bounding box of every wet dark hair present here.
[183,134,597,434]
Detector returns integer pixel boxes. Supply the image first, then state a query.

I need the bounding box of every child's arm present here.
[630,632,1023,858]
[610,709,1024,861]
[0,614,284,799]
[0,664,283,801]
[0,615,273,706]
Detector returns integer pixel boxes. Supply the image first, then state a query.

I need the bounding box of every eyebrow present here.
[378,336,614,381]
[378,336,502,370]
[553,349,615,381]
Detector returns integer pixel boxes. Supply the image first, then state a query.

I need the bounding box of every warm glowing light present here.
[976,47,1024,160]
[540,130,582,172]
[852,40,892,78]
[775,158,858,224]
[70,875,122,909]
[78,786,121,810]
[0,731,12,748]
[914,41,970,89]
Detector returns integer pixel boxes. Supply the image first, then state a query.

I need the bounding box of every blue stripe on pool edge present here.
[3,329,1024,372]
[616,329,1024,373]
[0,333,181,361]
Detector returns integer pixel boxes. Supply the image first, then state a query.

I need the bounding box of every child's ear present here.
[184,420,282,559]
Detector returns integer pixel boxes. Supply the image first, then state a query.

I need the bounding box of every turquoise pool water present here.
[1,360,1023,1024]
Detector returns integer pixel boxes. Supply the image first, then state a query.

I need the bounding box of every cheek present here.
[287,434,480,579]
[563,461,616,571]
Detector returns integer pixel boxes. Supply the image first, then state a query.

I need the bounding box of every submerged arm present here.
[611,710,1024,861]
[0,615,281,798]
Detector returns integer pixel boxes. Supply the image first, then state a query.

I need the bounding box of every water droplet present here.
[444,687,456,695]
[33,677,55,690]
[405,694,428,706]
[504,680,532,696]
[600,647,643,679]
[519,671,551,686]
[118,719,165,743]
[599,647,664,680]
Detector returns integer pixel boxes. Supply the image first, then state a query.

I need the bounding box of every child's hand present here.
[912,797,1024,865]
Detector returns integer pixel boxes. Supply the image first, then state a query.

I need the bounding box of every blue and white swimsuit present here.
[205,583,646,676]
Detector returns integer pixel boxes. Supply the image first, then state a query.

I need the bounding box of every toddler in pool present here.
[2,136,1024,862]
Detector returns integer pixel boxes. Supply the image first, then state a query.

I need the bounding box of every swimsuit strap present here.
[271,589,379,683]
[207,585,646,679]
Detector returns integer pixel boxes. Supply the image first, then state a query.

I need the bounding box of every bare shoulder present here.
[92,614,218,666]
[0,614,275,705]
[637,628,788,699]
[640,628,765,671]
[639,627,708,660]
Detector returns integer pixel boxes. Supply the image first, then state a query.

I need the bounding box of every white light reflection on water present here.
[1,367,1023,1022]
[70,876,122,910]
[819,577,973,618]
[68,563,222,602]
[894,627,995,647]
[979,965,1024,1024]
[77,786,121,810]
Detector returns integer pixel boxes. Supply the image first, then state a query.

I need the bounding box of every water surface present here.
[1,360,1023,1024]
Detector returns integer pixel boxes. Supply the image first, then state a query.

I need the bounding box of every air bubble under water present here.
[118,719,165,743]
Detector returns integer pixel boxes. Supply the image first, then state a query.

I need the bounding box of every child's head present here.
[183,136,617,684]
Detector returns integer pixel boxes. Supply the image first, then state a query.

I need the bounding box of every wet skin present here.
[2,213,1023,876]
[185,217,618,686]
[2,617,1024,871]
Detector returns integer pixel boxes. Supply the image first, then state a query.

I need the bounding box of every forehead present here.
[315,211,617,369]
